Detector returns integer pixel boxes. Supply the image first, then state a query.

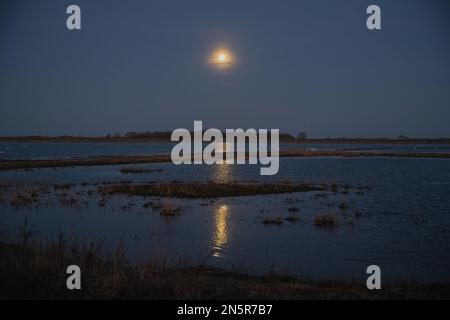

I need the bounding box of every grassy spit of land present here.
[1,149,450,171]
[0,155,171,171]
[1,239,449,300]
[98,181,323,198]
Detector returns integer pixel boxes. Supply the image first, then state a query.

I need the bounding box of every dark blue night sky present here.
[1,0,449,137]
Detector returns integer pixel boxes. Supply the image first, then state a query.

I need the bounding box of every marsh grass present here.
[143,201,160,210]
[16,217,37,245]
[142,199,182,216]
[262,217,284,225]
[53,184,75,191]
[57,193,77,205]
[1,236,449,299]
[10,192,34,207]
[338,202,350,210]
[120,167,163,174]
[314,192,330,199]
[99,181,322,199]
[159,201,181,216]
[98,200,107,207]
[314,213,338,228]
[2,150,450,171]
[285,216,300,223]
[354,211,362,218]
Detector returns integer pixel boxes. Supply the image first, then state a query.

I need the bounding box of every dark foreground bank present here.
[1,240,449,300]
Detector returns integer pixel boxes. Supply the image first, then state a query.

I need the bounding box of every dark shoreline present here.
[1,240,449,300]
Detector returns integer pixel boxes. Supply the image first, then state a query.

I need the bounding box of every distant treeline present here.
[110,131,298,141]
[1,131,450,144]
[0,131,299,142]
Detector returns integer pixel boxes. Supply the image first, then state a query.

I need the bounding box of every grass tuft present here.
[262,217,284,225]
[285,216,300,223]
[159,201,181,216]
[314,213,338,228]
[120,167,163,174]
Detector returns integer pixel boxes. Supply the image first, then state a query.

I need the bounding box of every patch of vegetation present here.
[353,211,362,218]
[159,201,181,216]
[59,195,82,208]
[262,218,284,225]
[53,184,75,191]
[285,216,300,223]
[314,192,330,199]
[121,202,136,210]
[2,150,450,171]
[1,239,449,299]
[10,192,34,207]
[99,181,323,199]
[98,199,107,207]
[143,201,160,210]
[120,167,163,174]
[338,202,350,210]
[314,213,338,228]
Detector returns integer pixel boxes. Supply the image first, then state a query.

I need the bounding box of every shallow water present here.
[1,142,449,160]
[1,146,450,283]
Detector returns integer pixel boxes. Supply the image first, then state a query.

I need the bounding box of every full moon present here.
[218,54,226,62]
[209,48,234,69]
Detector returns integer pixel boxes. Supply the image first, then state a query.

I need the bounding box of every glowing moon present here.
[209,48,234,69]
[218,54,226,62]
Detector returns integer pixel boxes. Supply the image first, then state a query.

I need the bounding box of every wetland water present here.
[1,143,450,283]
[1,142,450,160]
